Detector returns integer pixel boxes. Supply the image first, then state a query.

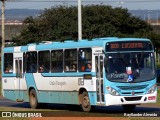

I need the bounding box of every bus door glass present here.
[15,57,23,100]
[95,54,104,104]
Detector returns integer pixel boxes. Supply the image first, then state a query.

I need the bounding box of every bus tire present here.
[29,89,39,109]
[122,104,136,112]
[81,91,91,112]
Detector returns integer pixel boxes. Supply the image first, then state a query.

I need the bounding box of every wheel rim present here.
[30,93,36,106]
[83,95,90,108]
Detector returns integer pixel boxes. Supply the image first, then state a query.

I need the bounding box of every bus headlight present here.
[106,86,120,96]
[147,84,157,94]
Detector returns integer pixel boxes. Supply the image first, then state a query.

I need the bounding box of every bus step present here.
[96,102,105,106]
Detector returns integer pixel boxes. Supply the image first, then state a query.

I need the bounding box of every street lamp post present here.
[157,13,159,25]
[147,10,152,24]
[144,14,146,21]
[1,0,5,55]
[78,0,82,40]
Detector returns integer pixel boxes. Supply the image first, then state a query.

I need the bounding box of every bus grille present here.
[124,96,142,101]
[117,85,148,90]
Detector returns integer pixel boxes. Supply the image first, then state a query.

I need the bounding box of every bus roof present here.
[3,37,151,53]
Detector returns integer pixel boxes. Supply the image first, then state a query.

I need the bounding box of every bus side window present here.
[38,51,50,73]
[26,52,37,73]
[64,49,77,72]
[4,53,13,73]
[78,48,92,72]
[51,50,63,72]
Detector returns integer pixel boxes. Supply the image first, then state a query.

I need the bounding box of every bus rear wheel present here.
[122,105,136,112]
[81,91,91,112]
[29,89,39,109]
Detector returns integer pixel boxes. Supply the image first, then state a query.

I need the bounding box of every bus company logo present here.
[2,112,11,117]
[131,91,135,95]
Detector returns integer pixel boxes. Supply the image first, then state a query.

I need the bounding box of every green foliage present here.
[12,5,154,45]
[157,89,160,106]
[141,32,160,49]
[156,62,160,69]
[0,75,1,96]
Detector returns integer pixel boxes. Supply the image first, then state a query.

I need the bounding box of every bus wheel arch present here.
[78,88,92,112]
[28,88,39,109]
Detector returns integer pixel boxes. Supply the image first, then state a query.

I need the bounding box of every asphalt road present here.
[0,97,160,117]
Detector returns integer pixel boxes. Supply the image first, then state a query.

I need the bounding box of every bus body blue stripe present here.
[2,73,16,77]
[25,73,37,90]
[4,47,14,53]
[88,92,97,105]
[3,90,29,102]
[21,46,28,52]
[3,90,81,104]
[41,72,96,77]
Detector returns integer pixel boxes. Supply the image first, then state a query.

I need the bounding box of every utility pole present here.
[1,0,5,57]
[157,13,159,25]
[147,10,151,24]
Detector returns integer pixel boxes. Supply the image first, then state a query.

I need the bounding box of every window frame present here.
[64,49,77,72]
[78,48,92,72]
[4,53,13,74]
[51,49,64,73]
[25,51,37,73]
[38,50,50,73]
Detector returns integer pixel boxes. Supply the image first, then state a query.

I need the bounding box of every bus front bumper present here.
[105,91,157,106]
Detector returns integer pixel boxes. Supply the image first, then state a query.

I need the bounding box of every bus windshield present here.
[105,52,155,82]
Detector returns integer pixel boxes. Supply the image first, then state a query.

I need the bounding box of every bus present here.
[1,37,157,112]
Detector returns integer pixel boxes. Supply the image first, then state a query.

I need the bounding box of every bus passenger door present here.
[95,54,104,104]
[15,57,23,101]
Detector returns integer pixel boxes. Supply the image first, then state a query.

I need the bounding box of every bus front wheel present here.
[81,91,91,112]
[29,89,39,109]
[122,105,136,112]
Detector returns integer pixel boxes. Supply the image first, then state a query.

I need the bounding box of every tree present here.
[13,5,154,46]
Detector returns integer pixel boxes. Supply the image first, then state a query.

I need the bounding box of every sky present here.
[0,0,160,10]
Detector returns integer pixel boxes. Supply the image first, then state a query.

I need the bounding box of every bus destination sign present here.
[106,41,153,51]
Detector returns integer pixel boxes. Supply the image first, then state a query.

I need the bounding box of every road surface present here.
[0,97,160,117]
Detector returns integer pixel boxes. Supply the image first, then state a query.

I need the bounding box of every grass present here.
[0,72,1,96]
[0,79,1,96]
[157,89,160,106]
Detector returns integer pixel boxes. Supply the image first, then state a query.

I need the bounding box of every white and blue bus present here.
[2,37,157,112]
